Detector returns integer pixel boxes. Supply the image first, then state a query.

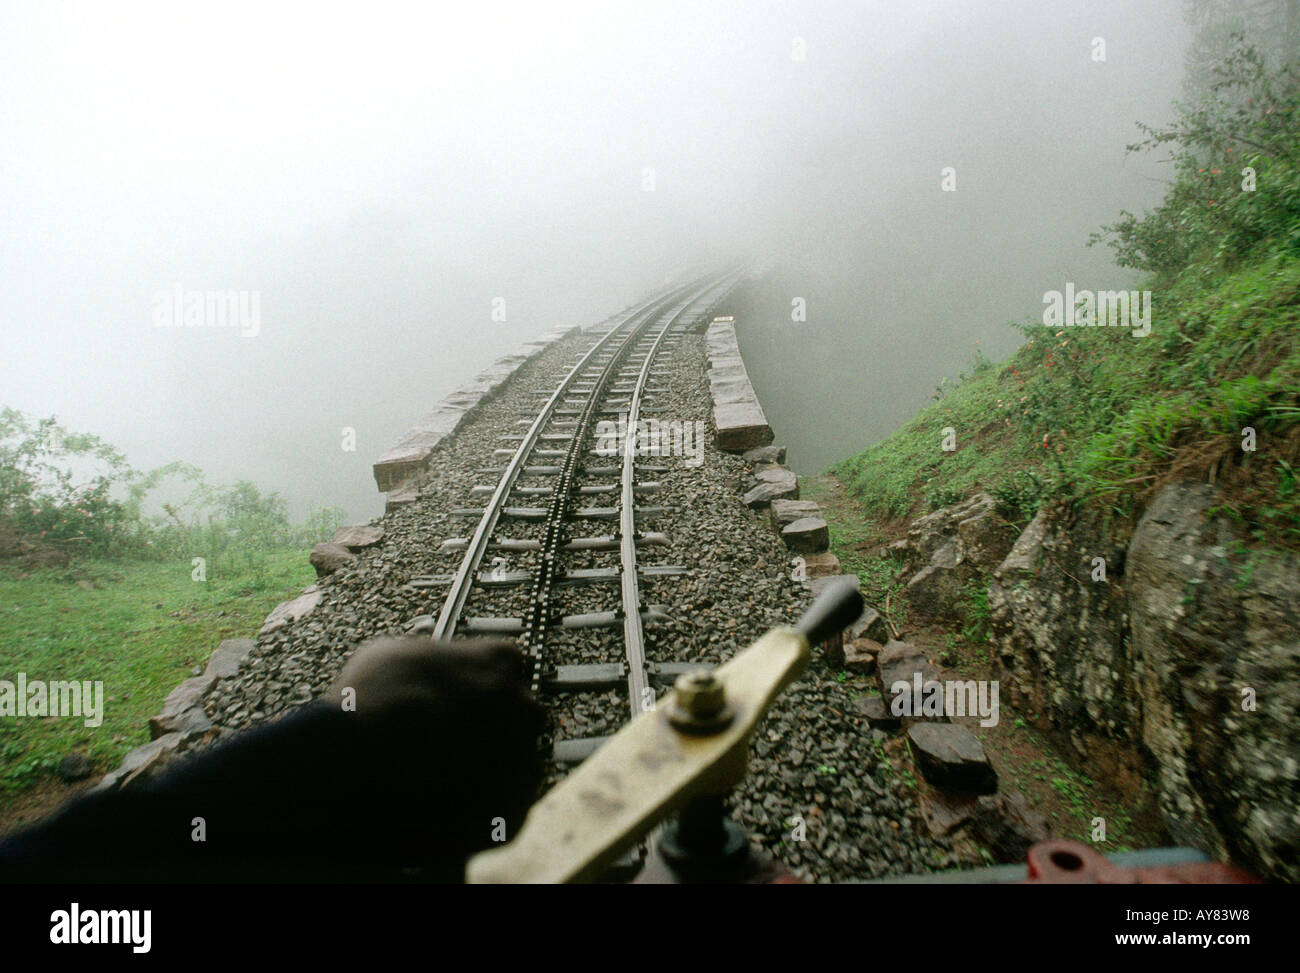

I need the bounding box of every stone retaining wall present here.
[371,320,586,493]
[705,316,774,452]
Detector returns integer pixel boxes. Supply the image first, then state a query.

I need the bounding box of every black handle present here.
[794,576,863,644]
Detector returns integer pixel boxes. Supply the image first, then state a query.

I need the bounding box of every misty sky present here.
[0,1,1191,521]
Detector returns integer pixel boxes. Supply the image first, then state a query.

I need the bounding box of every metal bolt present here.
[669,669,733,734]
[676,671,723,716]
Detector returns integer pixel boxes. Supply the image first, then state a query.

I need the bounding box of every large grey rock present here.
[993,507,1050,580]
[919,792,977,837]
[91,733,184,794]
[782,517,829,554]
[907,723,998,794]
[743,471,799,509]
[878,640,944,721]
[987,501,1133,747]
[1126,482,1300,882]
[904,548,970,624]
[331,524,384,550]
[847,606,890,643]
[206,638,255,680]
[844,638,881,673]
[987,482,1300,881]
[149,674,216,740]
[748,465,796,489]
[260,585,323,636]
[971,793,1051,862]
[310,542,356,578]
[852,693,900,730]
[769,498,822,529]
[906,493,1016,579]
[800,551,842,580]
[743,445,786,465]
[895,494,1018,626]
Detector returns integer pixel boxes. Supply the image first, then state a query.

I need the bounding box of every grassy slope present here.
[0,551,313,810]
[828,251,1300,544]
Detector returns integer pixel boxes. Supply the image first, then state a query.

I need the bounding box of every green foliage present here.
[961,582,992,644]
[923,483,964,511]
[1090,38,1300,276]
[0,407,143,556]
[992,469,1052,519]
[0,407,352,562]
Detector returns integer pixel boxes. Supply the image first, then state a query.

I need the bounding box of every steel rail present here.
[617,271,743,719]
[431,282,703,641]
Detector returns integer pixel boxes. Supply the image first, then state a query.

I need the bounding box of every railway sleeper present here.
[406,564,689,589]
[445,605,671,635]
[438,532,670,553]
[474,464,667,476]
[540,661,717,700]
[449,505,670,521]
[552,735,612,766]
[469,482,661,497]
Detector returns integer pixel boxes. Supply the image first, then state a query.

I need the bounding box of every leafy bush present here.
[0,407,142,556]
[1,406,351,562]
[1090,39,1300,277]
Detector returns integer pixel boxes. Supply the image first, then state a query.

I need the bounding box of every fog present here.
[0,0,1191,520]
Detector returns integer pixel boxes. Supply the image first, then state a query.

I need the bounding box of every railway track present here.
[202,272,946,883]
[409,272,744,766]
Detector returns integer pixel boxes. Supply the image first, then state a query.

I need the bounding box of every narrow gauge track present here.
[410,271,741,763]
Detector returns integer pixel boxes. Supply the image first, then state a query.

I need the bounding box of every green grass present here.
[826,251,1300,549]
[0,550,313,801]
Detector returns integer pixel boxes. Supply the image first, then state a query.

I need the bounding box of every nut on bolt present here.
[668,669,734,734]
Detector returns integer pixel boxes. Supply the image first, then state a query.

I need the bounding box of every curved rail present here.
[617,271,742,718]
[431,279,706,641]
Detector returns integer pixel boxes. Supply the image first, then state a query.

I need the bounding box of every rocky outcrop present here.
[987,504,1133,746]
[1126,483,1300,881]
[986,481,1300,881]
[890,493,1018,626]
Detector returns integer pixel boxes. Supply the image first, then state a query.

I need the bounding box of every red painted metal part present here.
[1024,840,1262,884]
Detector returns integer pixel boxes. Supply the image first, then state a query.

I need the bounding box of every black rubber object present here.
[794,576,863,644]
